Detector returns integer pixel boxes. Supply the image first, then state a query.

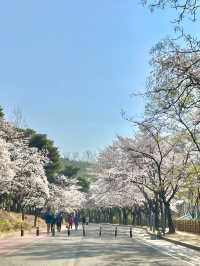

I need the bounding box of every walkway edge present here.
[160,236,200,251]
[143,227,200,252]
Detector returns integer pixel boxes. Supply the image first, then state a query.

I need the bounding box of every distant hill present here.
[61,159,96,192]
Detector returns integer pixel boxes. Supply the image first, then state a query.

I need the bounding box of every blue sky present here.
[0,1,198,155]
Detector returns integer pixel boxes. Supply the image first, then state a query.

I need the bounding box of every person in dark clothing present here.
[51,212,56,233]
[56,212,63,232]
[74,214,79,230]
[44,210,53,234]
[81,216,86,225]
[68,214,73,229]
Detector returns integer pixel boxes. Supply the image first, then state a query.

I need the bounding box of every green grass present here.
[0,220,12,232]
[0,219,31,232]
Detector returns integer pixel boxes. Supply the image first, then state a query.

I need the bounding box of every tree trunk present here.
[154,199,159,230]
[22,209,25,221]
[109,208,113,223]
[118,208,122,224]
[122,208,128,225]
[165,202,175,234]
[131,208,135,225]
[34,208,38,227]
[160,200,166,235]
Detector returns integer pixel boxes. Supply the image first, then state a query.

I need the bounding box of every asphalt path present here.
[1,224,200,266]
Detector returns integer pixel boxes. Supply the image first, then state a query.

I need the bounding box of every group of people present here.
[44,209,63,233]
[44,209,87,233]
[67,212,80,230]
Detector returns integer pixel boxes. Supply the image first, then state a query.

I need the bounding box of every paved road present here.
[1,224,200,266]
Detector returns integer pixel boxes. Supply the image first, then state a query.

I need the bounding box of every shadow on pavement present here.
[4,229,184,266]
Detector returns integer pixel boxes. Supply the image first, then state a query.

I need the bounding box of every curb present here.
[160,236,200,251]
[143,227,200,251]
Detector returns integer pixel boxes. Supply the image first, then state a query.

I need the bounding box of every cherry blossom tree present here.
[140,38,200,215]
[89,142,145,225]
[0,119,49,220]
[9,138,50,222]
[143,0,200,23]
[118,120,191,233]
[47,174,86,212]
[146,38,200,151]
[92,116,192,232]
[0,114,87,224]
[0,137,15,209]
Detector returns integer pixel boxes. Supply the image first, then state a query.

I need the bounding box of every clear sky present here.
[0,1,198,156]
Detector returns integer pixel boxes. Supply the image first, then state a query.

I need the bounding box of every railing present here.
[175,220,200,234]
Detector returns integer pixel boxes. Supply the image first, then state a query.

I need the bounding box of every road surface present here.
[1,224,200,265]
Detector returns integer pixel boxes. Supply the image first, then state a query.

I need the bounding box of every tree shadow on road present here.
[4,232,184,266]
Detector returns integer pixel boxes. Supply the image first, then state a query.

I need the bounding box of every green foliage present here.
[77,176,90,192]
[61,159,95,192]
[23,128,36,137]
[61,163,80,179]
[22,128,95,188]
[0,220,12,232]
[177,163,200,205]
[28,132,62,182]
[112,216,118,224]
[0,106,4,119]
[0,219,31,233]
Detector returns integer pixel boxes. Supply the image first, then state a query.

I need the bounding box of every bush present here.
[112,216,119,224]
[11,220,31,231]
[0,219,32,233]
[11,220,22,230]
[0,220,12,232]
[128,215,133,225]
[0,211,45,234]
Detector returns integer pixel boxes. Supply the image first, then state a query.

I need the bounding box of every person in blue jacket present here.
[55,212,63,232]
[51,212,56,233]
[44,209,53,234]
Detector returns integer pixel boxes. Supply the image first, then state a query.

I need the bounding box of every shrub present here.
[0,220,12,232]
[112,216,119,224]
[12,220,31,231]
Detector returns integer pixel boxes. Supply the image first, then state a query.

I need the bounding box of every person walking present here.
[81,215,86,226]
[56,212,63,232]
[44,209,53,234]
[81,215,86,236]
[68,214,73,229]
[74,214,79,230]
[51,212,56,233]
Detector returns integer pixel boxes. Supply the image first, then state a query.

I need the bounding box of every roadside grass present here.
[0,210,45,238]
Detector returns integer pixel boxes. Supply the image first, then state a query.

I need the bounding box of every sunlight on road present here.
[1,224,200,266]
